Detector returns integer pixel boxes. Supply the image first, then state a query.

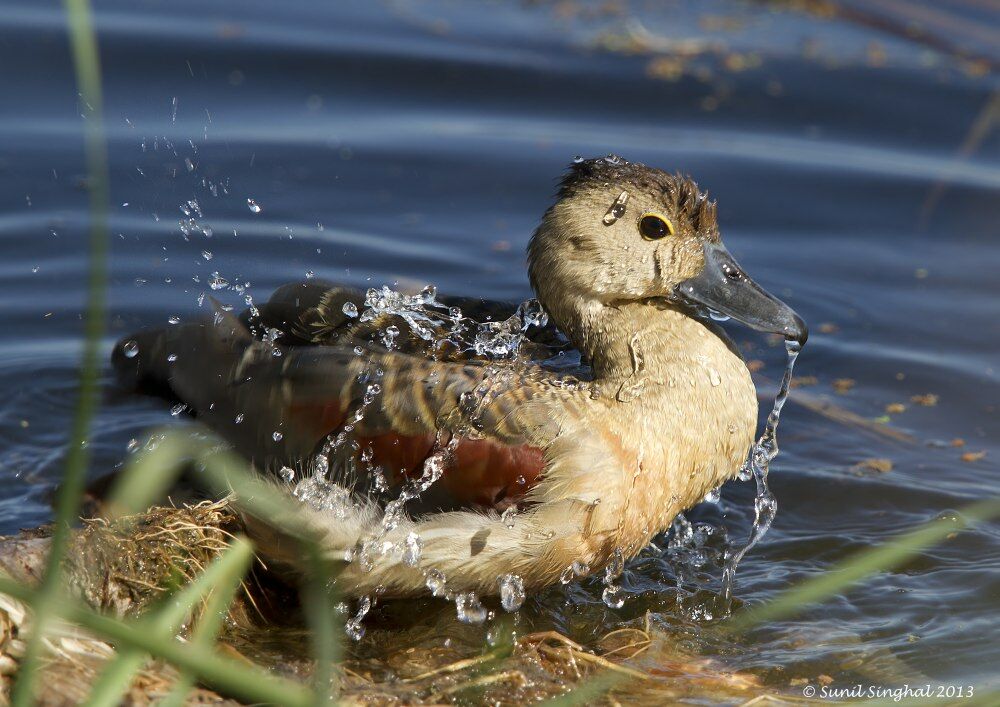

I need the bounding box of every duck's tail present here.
[240,429,619,599]
[242,487,600,598]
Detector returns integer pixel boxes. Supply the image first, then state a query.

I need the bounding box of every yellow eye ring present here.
[638,212,674,240]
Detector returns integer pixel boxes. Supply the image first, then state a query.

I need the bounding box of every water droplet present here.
[234,413,244,424]
[345,596,371,641]
[208,272,229,290]
[500,505,517,529]
[201,250,213,261]
[279,466,295,483]
[170,403,187,416]
[517,298,548,330]
[606,548,625,579]
[602,191,629,226]
[342,302,359,318]
[247,198,262,213]
[305,270,315,279]
[168,315,180,324]
[560,567,574,584]
[425,569,447,596]
[167,353,178,362]
[602,584,625,609]
[382,324,400,349]
[272,431,283,442]
[402,532,421,567]
[122,340,139,358]
[702,486,721,504]
[572,155,584,163]
[499,574,525,612]
[455,592,488,624]
[572,560,590,576]
[718,337,801,613]
[708,368,722,387]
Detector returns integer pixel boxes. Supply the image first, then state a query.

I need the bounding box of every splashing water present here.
[499,573,526,612]
[601,548,626,609]
[345,596,372,641]
[278,283,556,636]
[717,338,802,613]
[454,592,489,624]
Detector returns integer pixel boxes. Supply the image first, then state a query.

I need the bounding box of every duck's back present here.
[113,280,579,512]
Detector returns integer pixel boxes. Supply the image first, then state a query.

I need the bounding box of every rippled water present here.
[1,0,998,696]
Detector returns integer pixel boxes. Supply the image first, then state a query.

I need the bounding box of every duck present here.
[112,155,806,600]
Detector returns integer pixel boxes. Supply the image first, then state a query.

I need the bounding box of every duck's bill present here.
[676,242,808,345]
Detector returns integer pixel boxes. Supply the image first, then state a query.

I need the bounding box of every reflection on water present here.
[0,0,998,697]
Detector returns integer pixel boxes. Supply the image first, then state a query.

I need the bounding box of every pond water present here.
[0,0,997,699]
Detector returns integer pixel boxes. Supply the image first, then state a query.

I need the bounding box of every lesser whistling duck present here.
[113,156,806,599]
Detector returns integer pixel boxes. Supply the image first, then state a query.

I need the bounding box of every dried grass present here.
[0,502,793,705]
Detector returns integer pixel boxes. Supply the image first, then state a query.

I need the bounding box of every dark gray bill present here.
[676,242,808,344]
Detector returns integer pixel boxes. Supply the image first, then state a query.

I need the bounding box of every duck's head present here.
[528,156,807,347]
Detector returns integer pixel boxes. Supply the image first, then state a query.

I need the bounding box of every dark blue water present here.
[1,0,998,695]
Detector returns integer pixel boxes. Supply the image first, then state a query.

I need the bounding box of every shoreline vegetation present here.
[0,453,996,704]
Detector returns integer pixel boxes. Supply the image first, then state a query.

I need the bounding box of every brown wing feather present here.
[114,287,575,510]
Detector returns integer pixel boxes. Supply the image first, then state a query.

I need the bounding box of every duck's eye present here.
[638,213,674,240]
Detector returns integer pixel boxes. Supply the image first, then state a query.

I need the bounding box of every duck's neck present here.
[553,297,731,381]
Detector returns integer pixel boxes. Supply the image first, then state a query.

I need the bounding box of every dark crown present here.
[558,156,719,238]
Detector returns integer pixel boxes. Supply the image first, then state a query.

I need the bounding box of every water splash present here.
[455,592,488,624]
[345,596,372,641]
[601,548,626,609]
[402,531,422,567]
[717,338,802,613]
[278,283,554,636]
[499,573,526,612]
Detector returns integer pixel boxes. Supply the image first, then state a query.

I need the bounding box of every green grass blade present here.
[106,439,190,519]
[728,497,1000,632]
[131,429,343,703]
[157,539,256,707]
[12,0,111,703]
[0,574,311,707]
[301,545,339,705]
[82,538,254,707]
[106,427,343,702]
[136,429,327,543]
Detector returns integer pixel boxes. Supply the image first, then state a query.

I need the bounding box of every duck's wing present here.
[113,296,575,511]
[245,280,571,362]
